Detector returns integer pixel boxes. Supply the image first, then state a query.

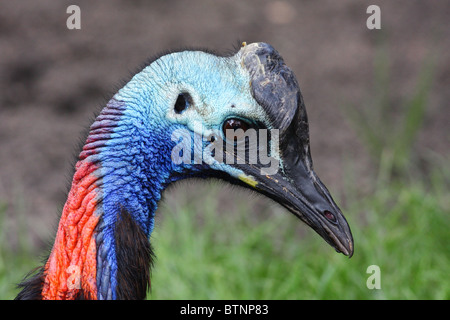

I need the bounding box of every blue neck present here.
[92,98,190,299]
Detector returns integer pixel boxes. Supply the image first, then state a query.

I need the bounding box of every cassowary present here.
[16,42,353,300]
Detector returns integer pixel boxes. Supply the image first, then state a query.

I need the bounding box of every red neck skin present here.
[41,159,102,300]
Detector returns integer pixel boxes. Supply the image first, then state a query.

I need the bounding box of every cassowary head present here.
[16,42,353,300]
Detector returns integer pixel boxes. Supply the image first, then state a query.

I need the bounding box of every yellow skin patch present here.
[238,174,258,188]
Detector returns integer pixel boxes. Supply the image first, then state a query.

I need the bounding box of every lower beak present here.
[237,161,354,257]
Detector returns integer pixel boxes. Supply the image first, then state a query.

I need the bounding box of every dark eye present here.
[222,118,251,141]
[174,92,192,114]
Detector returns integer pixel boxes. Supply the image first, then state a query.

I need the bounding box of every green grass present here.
[0,203,42,300]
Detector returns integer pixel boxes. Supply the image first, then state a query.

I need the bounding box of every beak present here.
[233,42,354,256]
[235,159,354,257]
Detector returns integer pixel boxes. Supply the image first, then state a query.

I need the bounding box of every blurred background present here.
[0,0,448,299]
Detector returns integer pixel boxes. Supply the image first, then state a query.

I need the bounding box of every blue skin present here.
[91,49,273,299]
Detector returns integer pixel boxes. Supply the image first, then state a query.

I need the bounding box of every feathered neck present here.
[17,99,181,299]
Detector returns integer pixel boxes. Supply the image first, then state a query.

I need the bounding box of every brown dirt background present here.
[0,1,448,245]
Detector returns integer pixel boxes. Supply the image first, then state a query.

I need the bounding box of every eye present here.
[174,92,192,114]
[222,118,251,142]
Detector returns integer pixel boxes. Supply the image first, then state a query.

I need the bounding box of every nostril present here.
[323,210,337,223]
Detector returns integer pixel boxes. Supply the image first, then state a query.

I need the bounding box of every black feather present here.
[14,266,45,300]
[115,206,154,300]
